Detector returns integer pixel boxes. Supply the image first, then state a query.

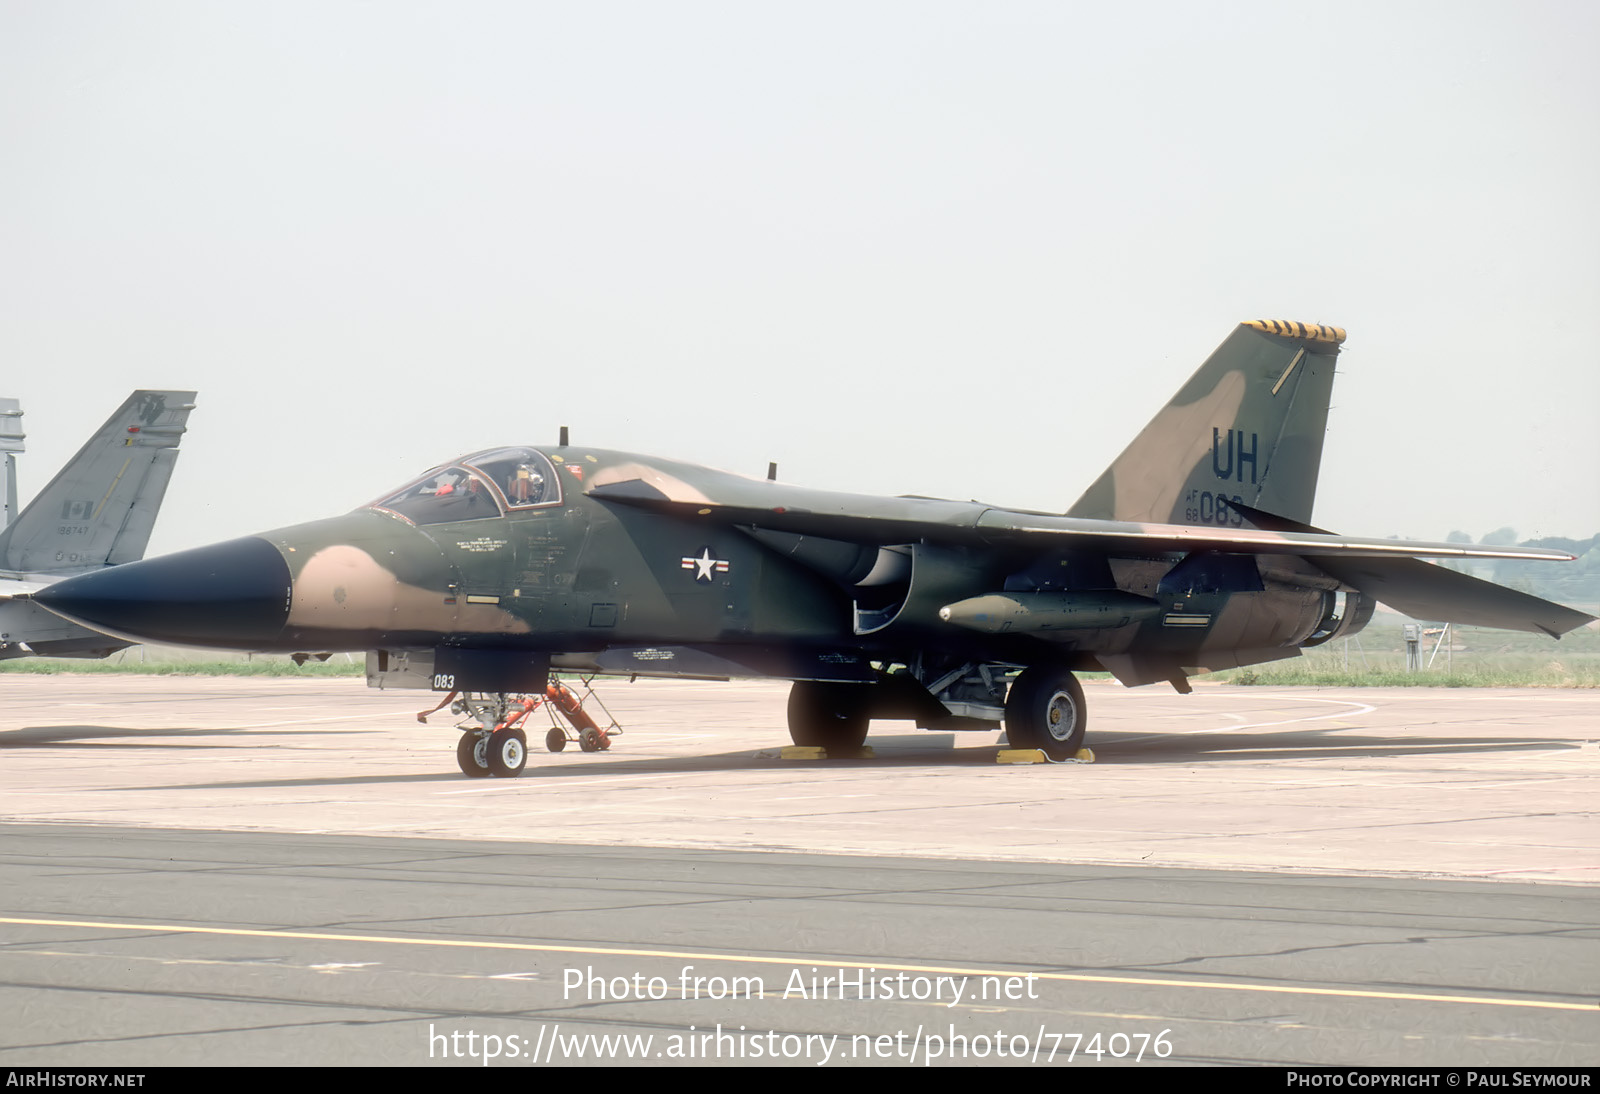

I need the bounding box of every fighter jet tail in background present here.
[0,391,197,574]
[0,391,196,660]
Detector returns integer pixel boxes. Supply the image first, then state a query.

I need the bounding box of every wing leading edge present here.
[587,471,1578,564]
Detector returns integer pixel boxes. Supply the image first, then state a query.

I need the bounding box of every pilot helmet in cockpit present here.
[512,464,544,504]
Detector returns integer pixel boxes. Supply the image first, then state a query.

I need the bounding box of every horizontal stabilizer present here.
[1312,556,1594,637]
[1228,501,1595,637]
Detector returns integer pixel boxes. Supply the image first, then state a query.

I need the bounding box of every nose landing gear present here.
[423,678,623,778]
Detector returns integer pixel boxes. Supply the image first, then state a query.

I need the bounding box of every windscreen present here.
[374,466,502,525]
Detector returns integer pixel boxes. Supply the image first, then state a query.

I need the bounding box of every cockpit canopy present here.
[371,447,559,525]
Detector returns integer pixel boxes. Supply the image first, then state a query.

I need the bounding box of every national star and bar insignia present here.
[680,547,730,582]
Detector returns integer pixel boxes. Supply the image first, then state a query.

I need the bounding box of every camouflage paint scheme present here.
[31,324,1593,771]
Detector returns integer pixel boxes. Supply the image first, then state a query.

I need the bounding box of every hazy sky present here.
[3,1,1596,557]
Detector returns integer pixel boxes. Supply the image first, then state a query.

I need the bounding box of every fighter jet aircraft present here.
[30,323,1593,775]
[0,391,196,659]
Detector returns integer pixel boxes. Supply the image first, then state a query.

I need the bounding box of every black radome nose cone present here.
[33,537,291,648]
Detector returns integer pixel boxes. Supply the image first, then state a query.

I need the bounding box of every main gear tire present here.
[1004,668,1087,762]
[456,732,492,778]
[487,727,527,777]
[786,681,871,752]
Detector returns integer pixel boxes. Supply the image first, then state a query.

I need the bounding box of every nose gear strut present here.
[418,676,624,778]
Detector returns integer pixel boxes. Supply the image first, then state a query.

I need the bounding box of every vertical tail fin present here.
[1066,320,1344,527]
[0,391,197,574]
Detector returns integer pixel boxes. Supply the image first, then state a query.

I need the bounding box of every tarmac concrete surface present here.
[0,673,1595,1067]
[1,827,1594,1067]
[0,674,1595,880]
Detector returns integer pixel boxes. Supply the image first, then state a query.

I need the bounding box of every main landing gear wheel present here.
[786,680,870,752]
[487,727,528,777]
[456,732,492,778]
[545,726,567,753]
[1004,667,1087,762]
